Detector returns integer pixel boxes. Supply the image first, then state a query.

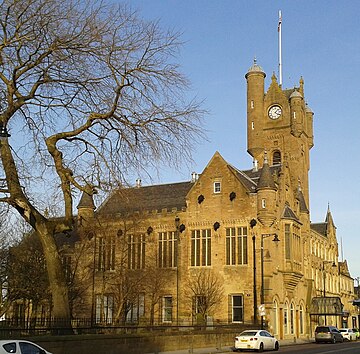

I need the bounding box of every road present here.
[279,341,360,353]
[228,341,360,353]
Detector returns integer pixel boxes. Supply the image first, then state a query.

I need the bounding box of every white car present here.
[234,329,279,352]
[0,340,52,354]
[339,328,357,341]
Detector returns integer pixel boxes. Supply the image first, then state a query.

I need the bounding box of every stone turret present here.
[77,190,96,227]
[256,152,277,226]
[245,58,266,161]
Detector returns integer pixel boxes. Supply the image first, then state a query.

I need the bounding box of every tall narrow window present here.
[128,234,146,269]
[226,227,248,265]
[97,236,116,271]
[285,224,291,259]
[284,301,289,334]
[191,229,211,266]
[290,303,295,334]
[299,304,304,334]
[231,295,244,322]
[272,300,279,335]
[261,199,266,209]
[126,293,145,323]
[162,296,173,323]
[95,294,114,324]
[158,231,177,268]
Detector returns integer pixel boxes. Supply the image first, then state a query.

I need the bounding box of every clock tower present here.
[245,59,314,207]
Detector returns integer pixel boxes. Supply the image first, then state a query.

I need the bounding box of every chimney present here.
[136,178,142,188]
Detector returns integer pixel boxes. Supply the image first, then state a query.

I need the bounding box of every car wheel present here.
[332,336,336,344]
[274,341,279,351]
[258,342,264,352]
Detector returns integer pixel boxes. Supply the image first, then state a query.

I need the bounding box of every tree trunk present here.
[37,224,72,333]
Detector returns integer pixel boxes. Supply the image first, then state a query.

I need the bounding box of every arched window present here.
[272,150,281,165]
[272,299,279,335]
[299,304,304,334]
[284,301,289,334]
[290,303,295,334]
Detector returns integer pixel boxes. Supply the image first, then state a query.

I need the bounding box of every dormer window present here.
[214,182,221,193]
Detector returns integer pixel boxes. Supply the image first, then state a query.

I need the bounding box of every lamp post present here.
[250,219,258,326]
[175,216,180,327]
[260,233,280,329]
[322,260,336,325]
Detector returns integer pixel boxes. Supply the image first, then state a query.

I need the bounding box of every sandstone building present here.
[10,60,358,340]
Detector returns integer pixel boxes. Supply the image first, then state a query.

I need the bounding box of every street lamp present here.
[322,260,336,297]
[322,260,336,325]
[175,216,180,327]
[260,233,280,329]
[250,219,258,326]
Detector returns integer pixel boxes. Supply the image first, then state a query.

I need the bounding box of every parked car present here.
[234,329,279,352]
[0,340,52,354]
[314,325,343,344]
[352,328,360,339]
[339,328,357,341]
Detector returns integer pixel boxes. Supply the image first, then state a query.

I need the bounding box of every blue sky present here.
[129,0,360,279]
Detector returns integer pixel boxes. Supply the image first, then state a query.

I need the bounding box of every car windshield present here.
[239,331,258,336]
[316,327,330,333]
[340,330,347,332]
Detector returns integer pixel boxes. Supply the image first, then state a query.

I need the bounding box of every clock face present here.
[268,105,282,120]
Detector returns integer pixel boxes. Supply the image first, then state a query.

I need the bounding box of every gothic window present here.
[226,227,248,265]
[97,236,116,271]
[272,150,281,165]
[284,301,289,334]
[158,231,177,268]
[272,300,279,335]
[299,304,304,334]
[231,295,244,323]
[128,234,146,269]
[290,303,295,334]
[191,229,211,266]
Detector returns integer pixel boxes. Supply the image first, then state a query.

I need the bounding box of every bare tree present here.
[185,270,224,325]
[0,0,204,324]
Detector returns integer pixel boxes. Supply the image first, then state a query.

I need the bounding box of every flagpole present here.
[278,10,282,86]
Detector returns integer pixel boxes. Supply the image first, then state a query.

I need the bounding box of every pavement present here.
[152,338,312,354]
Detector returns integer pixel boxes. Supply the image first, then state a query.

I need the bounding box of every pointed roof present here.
[325,203,336,228]
[77,191,95,210]
[296,185,309,213]
[256,153,277,191]
[282,204,301,223]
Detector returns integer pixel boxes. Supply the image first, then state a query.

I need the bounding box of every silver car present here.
[0,340,52,354]
[315,325,344,344]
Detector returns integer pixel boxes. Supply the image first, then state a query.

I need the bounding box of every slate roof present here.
[282,204,301,222]
[311,222,327,237]
[96,181,194,215]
